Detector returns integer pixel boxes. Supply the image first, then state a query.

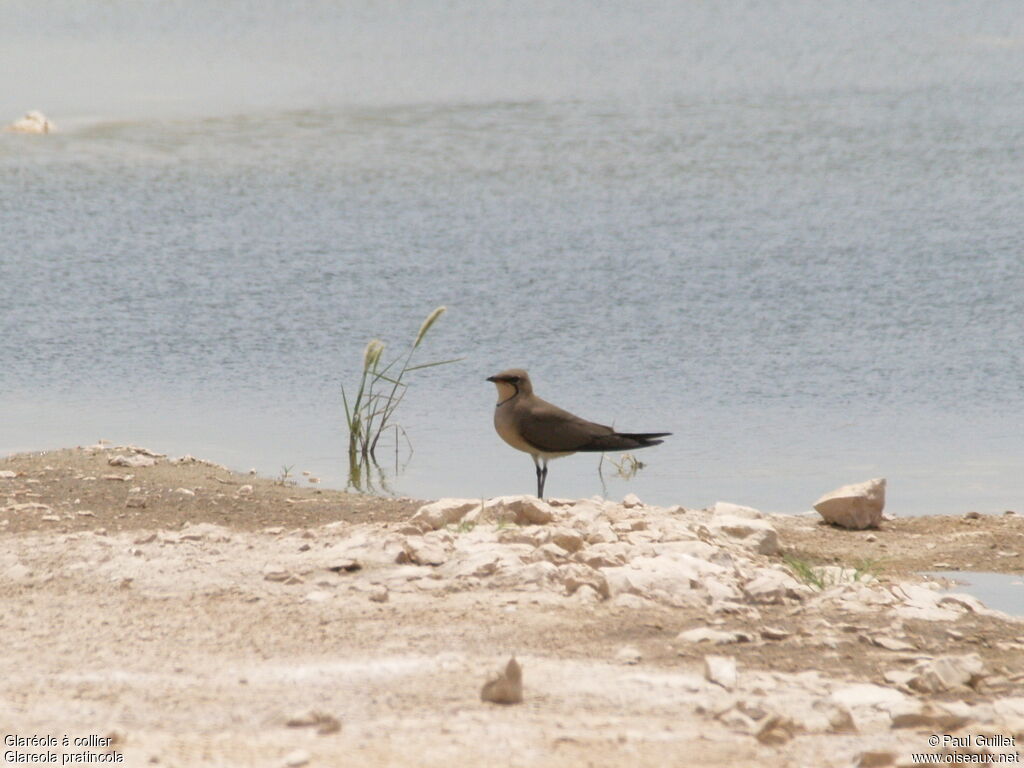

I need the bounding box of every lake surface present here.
[2,1,1022,514]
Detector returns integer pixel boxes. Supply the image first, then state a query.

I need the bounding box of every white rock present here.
[622,493,643,508]
[368,585,389,603]
[282,750,310,768]
[547,527,585,552]
[399,537,449,566]
[6,110,55,134]
[704,655,737,689]
[410,498,480,529]
[0,470,17,479]
[677,627,746,645]
[813,478,886,530]
[744,569,805,604]
[560,563,609,598]
[907,654,985,693]
[238,484,254,495]
[108,454,156,468]
[830,683,907,710]
[481,495,555,525]
[707,516,780,555]
[616,646,642,664]
[304,590,331,603]
[710,501,764,519]
[173,487,195,496]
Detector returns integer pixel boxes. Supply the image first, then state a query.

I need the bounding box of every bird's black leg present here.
[532,456,543,498]
[539,459,549,498]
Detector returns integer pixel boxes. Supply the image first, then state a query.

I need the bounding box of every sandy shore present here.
[2,445,1022,768]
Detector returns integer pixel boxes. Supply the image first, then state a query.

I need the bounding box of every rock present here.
[576,542,628,568]
[677,627,747,645]
[281,750,310,767]
[830,683,907,710]
[481,495,555,525]
[6,110,55,134]
[368,585,389,603]
[706,516,780,555]
[481,657,523,704]
[529,542,570,564]
[710,501,764,519]
[286,709,342,735]
[560,563,609,599]
[304,590,331,603]
[173,487,195,496]
[907,654,985,693]
[743,570,805,604]
[125,496,146,509]
[615,646,642,665]
[398,537,449,566]
[760,626,791,641]
[109,454,156,468]
[869,635,916,652]
[622,493,643,508]
[704,655,737,689]
[263,565,291,582]
[0,470,17,479]
[410,498,480,530]
[547,527,585,553]
[756,715,797,745]
[813,478,886,530]
[238,484,254,495]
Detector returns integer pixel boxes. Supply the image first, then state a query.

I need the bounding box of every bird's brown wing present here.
[516,398,618,453]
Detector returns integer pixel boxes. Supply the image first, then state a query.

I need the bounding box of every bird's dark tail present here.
[574,431,671,452]
[617,432,671,448]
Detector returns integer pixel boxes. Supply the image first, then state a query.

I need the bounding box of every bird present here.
[486,368,670,498]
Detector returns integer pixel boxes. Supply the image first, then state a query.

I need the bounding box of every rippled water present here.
[2,1,1022,513]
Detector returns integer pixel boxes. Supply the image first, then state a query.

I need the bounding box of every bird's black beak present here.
[486,376,498,382]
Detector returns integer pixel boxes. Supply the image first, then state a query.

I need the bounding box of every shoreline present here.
[2,444,1023,767]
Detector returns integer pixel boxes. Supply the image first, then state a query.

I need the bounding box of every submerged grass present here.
[342,306,461,465]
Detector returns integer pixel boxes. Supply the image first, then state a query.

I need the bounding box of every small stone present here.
[173,488,196,496]
[263,565,291,582]
[964,511,982,519]
[368,585,389,603]
[481,656,523,705]
[108,454,156,468]
[304,590,331,603]
[76,510,96,517]
[282,750,310,767]
[238,484,254,495]
[125,496,147,509]
[308,477,320,484]
[676,627,745,645]
[615,646,642,665]
[0,470,17,479]
[870,636,917,652]
[286,709,341,735]
[760,626,791,641]
[704,655,737,689]
[622,493,643,508]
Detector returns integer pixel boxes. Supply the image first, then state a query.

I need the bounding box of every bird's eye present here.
[509,377,520,383]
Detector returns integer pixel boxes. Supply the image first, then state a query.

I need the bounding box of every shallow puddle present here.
[922,571,1024,617]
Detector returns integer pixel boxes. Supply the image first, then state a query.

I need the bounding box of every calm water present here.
[2,1,1022,514]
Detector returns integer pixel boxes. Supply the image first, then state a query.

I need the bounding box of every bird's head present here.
[486,368,532,401]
